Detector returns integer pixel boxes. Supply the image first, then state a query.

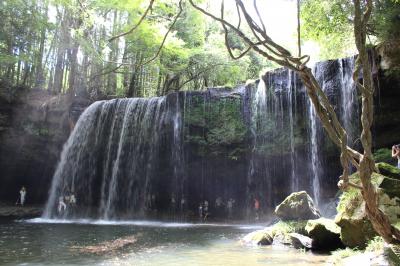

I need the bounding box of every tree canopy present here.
[0,0,271,98]
[301,0,400,59]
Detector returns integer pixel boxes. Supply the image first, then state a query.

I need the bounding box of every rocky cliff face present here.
[0,85,90,203]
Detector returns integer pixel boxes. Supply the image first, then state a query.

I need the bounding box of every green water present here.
[0,219,329,265]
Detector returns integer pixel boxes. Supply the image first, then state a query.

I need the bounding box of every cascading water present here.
[308,65,324,207]
[44,97,170,219]
[339,57,359,146]
[287,70,298,192]
[308,95,322,207]
[43,57,361,221]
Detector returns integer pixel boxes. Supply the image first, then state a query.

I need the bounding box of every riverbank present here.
[0,203,43,219]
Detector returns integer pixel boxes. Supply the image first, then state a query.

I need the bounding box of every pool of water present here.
[0,219,329,265]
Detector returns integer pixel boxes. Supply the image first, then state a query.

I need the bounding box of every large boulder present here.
[275,191,321,221]
[305,218,343,250]
[335,163,400,248]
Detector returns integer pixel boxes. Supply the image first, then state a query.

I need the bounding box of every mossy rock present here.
[275,191,321,221]
[335,164,400,248]
[376,162,400,180]
[242,229,273,245]
[305,218,343,250]
[335,201,377,249]
[244,220,308,246]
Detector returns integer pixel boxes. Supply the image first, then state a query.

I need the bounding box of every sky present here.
[207,0,320,64]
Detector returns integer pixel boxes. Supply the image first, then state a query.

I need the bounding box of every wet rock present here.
[272,233,292,246]
[274,191,321,221]
[0,204,43,218]
[288,233,313,249]
[242,229,274,245]
[305,218,343,250]
[70,234,138,254]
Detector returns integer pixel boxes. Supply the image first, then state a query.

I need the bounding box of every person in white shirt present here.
[58,196,67,213]
[19,187,26,206]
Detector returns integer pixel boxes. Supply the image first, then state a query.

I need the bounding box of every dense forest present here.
[1,0,398,99]
[0,0,270,98]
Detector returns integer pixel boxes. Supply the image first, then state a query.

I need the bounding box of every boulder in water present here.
[242,229,273,245]
[305,218,343,250]
[274,191,321,221]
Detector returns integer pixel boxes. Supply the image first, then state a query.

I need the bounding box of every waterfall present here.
[287,70,298,192]
[43,57,360,221]
[308,97,321,207]
[44,97,170,219]
[340,57,359,147]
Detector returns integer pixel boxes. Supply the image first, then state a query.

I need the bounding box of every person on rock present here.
[392,144,400,169]
[58,196,67,214]
[19,187,26,206]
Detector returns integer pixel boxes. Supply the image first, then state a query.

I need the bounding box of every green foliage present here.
[366,236,384,252]
[374,148,396,164]
[336,171,382,215]
[373,0,400,41]
[301,0,355,59]
[184,95,248,159]
[329,247,362,264]
[270,220,308,237]
[301,0,400,60]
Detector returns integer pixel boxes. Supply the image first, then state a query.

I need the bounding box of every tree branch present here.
[108,0,155,42]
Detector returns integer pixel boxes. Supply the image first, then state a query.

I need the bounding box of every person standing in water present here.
[19,187,26,206]
[58,196,67,214]
[198,203,203,220]
[392,144,400,169]
[203,200,209,221]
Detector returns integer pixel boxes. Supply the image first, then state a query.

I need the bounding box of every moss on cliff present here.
[184,95,248,159]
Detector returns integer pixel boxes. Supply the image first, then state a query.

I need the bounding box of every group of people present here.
[58,192,77,214]
[197,197,260,221]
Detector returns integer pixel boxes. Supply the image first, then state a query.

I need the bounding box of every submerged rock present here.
[274,191,321,221]
[0,204,43,218]
[305,218,343,250]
